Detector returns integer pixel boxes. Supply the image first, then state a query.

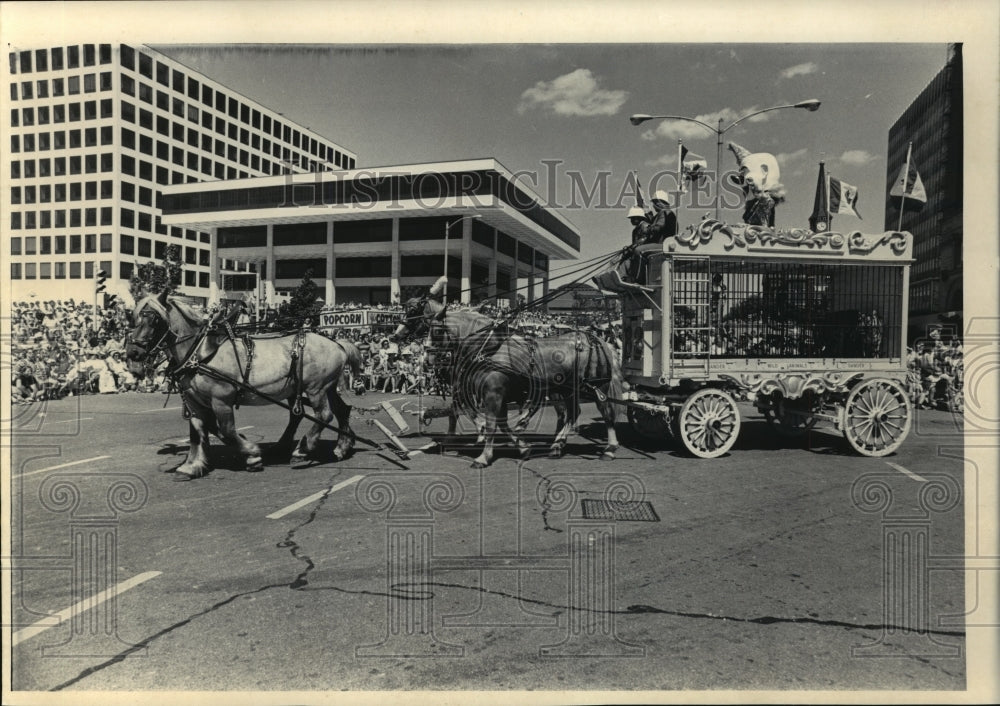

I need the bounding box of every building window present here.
[121,208,135,228]
[70,234,81,253]
[83,44,96,66]
[25,263,36,279]
[69,209,80,226]
[85,261,94,278]
[24,236,35,254]
[39,132,50,150]
[172,68,184,93]
[51,47,63,70]
[199,249,210,267]
[139,108,152,130]
[21,81,33,99]
[86,234,96,253]
[37,79,48,98]
[70,261,81,278]
[172,97,184,118]
[23,107,34,125]
[54,235,66,254]
[10,135,19,153]
[156,61,169,86]
[185,270,196,287]
[84,74,96,93]
[120,261,134,280]
[139,51,152,78]
[40,263,52,280]
[11,237,21,254]
[67,45,80,68]
[185,246,197,264]
[11,263,22,280]
[55,262,66,279]
[101,206,112,225]
[121,100,135,123]
[52,77,63,96]
[68,75,79,95]
[140,82,153,104]
[69,103,81,121]
[121,154,135,175]
[85,127,97,146]
[100,233,112,252]
[120,44,135,70]
[40,235,51,253]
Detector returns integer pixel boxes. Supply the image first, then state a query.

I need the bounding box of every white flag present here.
[829,176,862,219]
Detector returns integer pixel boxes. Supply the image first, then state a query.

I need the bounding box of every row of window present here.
[9,45,112,74]
[11,234,113,254]
[11,208,113,229]
[10,261,212,289]
[12,180,114,204]
[11,98,114,126]
[10,233,209,261]
[10,153,114,179]
[11,126,114,153]
[9,72,112,100]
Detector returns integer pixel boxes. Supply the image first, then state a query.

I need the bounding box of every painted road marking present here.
[41,417,95,425]
[11,571,162,646]
[885,461,928,483]
[18,455,112,478]
[137,406,183,413]
[267,474,365,520]
[165,425,253,446]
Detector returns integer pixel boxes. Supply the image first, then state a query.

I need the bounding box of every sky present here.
[154,43,950,264]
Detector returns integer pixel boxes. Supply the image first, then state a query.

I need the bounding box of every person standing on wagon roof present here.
[646,190,678,243]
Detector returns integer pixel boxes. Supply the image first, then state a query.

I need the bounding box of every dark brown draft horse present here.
[395,289,623,468]
[126,291,361,480]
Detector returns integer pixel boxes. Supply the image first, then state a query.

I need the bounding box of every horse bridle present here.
[128,306,174,363]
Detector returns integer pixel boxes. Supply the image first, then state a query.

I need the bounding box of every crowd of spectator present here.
[10,298,151,404]
[906,331,964,410]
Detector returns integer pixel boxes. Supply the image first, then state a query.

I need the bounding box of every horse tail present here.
[336,338,363,378]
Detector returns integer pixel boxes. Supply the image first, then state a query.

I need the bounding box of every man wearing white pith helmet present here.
[627,205,651,246]
[646,190,678,244]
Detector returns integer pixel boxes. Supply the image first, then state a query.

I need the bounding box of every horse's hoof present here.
[246,457,264,472]
[599,452,616,461]
[172,471,197,482]
[548,447,562,459]
[471,461,487,469]
[290,455,312,469]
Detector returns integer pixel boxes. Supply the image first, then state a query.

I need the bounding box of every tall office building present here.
[885,43,962,333]
[4,43,356,303]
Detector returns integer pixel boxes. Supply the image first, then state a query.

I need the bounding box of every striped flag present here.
[829,176,862,219]
[889,160,927,203]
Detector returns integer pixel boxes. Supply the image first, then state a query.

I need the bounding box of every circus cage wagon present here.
[594,219,914,458]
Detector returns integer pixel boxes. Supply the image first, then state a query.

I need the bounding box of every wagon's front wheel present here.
[843,378,911,457]
[677,388,741,458]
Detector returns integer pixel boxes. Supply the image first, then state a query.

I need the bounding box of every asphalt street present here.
[7,389,967,692]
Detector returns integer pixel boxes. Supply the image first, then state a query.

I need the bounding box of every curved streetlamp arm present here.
[629,114,718,134]
[722,99,821,134]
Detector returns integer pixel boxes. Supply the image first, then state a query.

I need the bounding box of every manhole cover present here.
[581,499,660,522]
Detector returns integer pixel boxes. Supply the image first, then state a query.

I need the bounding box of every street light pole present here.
[629,100,821,220]
[442,214,481,308]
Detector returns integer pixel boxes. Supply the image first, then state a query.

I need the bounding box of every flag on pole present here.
[889,158,927,203]
[680,145,708,185]
[828,176,862,219]
[808,161,830,232]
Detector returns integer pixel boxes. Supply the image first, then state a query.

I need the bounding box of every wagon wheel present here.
[627,406,673,441]
[677,388,741,458]
[764,399,819,437]
[843,378,911,457]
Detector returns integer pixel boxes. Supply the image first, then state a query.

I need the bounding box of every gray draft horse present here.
[394,286,623,468]
[126,291,361,480]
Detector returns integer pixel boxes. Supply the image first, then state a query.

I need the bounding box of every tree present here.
[276,269,324,328]
[129,244,182,300]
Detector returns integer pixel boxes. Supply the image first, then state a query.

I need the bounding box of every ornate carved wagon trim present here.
[718,371,864,400]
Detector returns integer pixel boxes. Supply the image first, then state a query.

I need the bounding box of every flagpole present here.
[897,141,912,232]
[676,139,684,225]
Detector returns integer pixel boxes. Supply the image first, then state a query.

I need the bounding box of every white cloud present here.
[779,62,818,80]
[776,148,809,165]
[840,149,877,166]
[517,68,628,117]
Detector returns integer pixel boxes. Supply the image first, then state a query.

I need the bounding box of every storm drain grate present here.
[581,499,660,522]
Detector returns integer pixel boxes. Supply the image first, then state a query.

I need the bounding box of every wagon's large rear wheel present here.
[677,388,741,458]
[843,378,911,457]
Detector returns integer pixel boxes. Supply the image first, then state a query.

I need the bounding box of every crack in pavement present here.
[389,580,967,639]
[519,460,563,533]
